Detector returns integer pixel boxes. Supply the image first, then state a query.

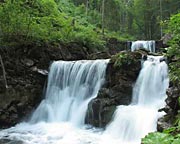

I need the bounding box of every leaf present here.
[142,132,174,144]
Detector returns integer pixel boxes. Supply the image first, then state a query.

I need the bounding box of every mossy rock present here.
[110,51,143,69]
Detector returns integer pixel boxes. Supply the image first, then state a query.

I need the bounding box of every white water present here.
[0,57,169,144]
[131,40,156,52]
[30,59,109,126]
[105,55,169,144]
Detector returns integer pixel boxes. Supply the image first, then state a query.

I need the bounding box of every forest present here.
[0,0,180,144]
[0,0,180,48]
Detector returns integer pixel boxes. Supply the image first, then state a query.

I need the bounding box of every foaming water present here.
[131,40,156,52]
[105,55,169,144]
[30,60,109,126]
[0,59,110,144]
[0,57,169,144]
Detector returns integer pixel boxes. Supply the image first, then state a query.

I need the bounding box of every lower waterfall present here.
[0,57,169,144]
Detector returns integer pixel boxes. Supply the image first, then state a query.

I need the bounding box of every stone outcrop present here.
[86,51,144,127]
[157,84,180,131]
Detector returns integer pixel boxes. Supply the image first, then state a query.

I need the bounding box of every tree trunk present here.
[86,0,89,16]
[102,0,105,35]
[0,54,8,88]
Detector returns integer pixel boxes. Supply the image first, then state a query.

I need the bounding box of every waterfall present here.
[105,55,169,144]
[131,40,156,52]
[30,59,109,126]
[0,57,169,144]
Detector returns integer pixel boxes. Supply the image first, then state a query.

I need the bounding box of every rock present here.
[31,66,48,76]
[106,38,128,55]
[0,139,23,144]
[160,57,167,62]
[37,69,48,75]
[88,52,111,59]
[161,34,172,45]
[86,98,116,127]
[157,85,180,132]
[8,106,17,113]
[157,116,172,132]
[86,51,142,127]
[22,58,34,67]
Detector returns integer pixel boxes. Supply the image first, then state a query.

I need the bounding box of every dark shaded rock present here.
[160,57,167,62]
[157,85,180,132]
[21,58,34,67]
[88,51,111,60]
[0,139,23,144]
[157,116,172,132]
[86,51,143,127]
[65,42,89,60]
[106,38,129,55]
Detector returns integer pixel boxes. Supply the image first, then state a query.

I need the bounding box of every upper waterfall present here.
[30,59,109,126]
[131,40,156,52]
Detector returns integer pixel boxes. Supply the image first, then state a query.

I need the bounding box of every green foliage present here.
[106,31,135,42]
[111,52,135,68]
[0,0,105,48]
[142,132,174,144]
[72,0,180,40]
[166,13,180,85]
[0,0,179,49]
[142,131,180,144]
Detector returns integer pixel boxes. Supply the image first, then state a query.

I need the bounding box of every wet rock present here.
[160,57,167,62]
[22,58,34,67]
[0,139,23,144]
[86,51,143,127]
[157,85,180,131]
[157,116,172,132]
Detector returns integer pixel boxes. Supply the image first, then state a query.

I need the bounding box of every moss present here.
[111,51,142,69]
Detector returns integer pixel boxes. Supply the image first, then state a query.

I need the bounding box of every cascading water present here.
[105,55,169,144]
[30,60,109,126]
[131,40,156,52]
[0,59,110,144]
[0,56,169,144]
